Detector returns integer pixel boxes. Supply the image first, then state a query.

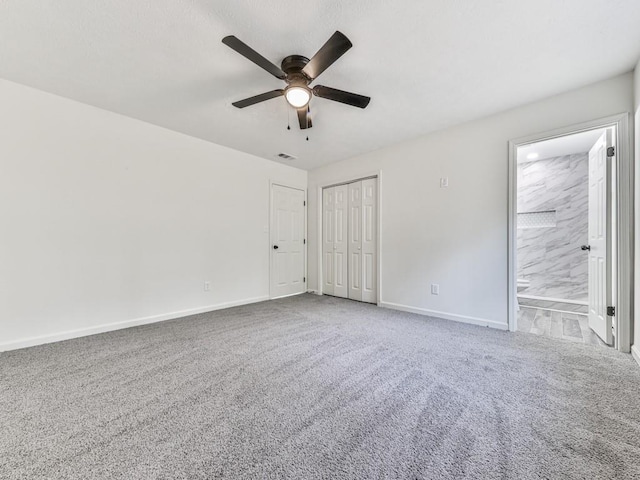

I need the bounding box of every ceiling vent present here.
[277,152,297,160]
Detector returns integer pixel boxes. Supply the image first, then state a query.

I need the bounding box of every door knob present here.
[273,245,279,250]
[581,245,591,251]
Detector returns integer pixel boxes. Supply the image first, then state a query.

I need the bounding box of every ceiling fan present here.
[222,31,370,130]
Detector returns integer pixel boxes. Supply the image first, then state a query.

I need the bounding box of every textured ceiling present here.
[0,1,639,170]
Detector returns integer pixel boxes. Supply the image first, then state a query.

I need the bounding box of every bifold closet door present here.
[348,181,363,301]
[348,179,377,303]
[322,188,335,295]
[360,178,377,303]
[322,185,348,298]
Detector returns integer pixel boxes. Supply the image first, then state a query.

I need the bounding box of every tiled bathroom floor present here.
[517,306,608,347]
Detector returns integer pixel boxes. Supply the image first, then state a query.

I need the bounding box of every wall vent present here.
[276,152,297,160]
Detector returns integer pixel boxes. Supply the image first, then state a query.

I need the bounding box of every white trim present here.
[508,113,633,353]
[316,170,383,304]
[380,301,508,331]
[614,114,633,353]
[517,294,588,306]
[0,295,270,352]
[508,139,518,332]
[632,345,640,367]
[269,180,307,300]
[320,175,378,189]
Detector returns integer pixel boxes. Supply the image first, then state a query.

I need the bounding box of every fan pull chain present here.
[286,107,291,130]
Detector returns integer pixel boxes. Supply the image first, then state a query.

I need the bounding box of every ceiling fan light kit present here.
[222,31,370,130]
[284,86,311,108]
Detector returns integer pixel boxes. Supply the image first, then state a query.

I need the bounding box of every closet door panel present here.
[348,181,363,301]
[361,179,377,304]
[333,184,349,298]
[322,187,335,295]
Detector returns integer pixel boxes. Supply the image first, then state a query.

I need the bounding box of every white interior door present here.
[361,178,377,304]
[270,184,305,299]
[333,185,349,298]
[348,181,363,301]
[587,133,612,344]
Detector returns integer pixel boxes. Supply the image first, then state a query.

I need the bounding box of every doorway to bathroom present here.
[508,114,633,353]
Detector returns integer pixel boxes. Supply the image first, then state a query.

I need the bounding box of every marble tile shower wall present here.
[517,153,588,302]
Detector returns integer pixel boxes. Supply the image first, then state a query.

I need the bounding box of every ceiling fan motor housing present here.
[281,55,311,87]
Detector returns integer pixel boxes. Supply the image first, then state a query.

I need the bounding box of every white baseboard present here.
[632,345,640,367]
[0,295,270,352]
[379,301,508,331]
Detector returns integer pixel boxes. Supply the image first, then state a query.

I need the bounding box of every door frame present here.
[269,180,307,300]
[315,170,382,305]
[507,113,632,353]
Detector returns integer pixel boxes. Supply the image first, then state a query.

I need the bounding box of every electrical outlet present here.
[440,177,449,188]
[431,284,440,295]
[204,281,211,292]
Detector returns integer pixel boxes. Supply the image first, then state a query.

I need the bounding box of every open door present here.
[587,133,613,345]
[270,184,306,298]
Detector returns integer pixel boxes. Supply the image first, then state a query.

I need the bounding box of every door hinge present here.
[607,146,615,157]
[303,239,306,244]
[607,306,615,316]
[304,277,306,283]
[303,200,306,206]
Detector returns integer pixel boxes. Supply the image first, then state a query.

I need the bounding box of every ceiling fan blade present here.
[313,85,370,109]
[222,35,286,80]
[232,89,284,108]
[302,31,352,80]
[297,107,312,130]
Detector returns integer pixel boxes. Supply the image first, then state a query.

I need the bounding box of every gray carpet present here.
[1,294,639,479]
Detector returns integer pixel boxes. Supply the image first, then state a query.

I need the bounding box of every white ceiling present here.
[0,1,639,170]
[517,128,608,163]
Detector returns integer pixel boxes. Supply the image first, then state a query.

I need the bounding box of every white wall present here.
[0,79,306,351]
[308,73,634,329]
[633,59,640,364]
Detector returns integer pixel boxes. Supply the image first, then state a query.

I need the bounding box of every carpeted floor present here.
[1,294,639,479]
